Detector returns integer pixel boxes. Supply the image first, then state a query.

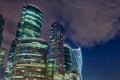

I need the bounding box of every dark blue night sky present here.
[82,35,120,80]
[65,35,120,80]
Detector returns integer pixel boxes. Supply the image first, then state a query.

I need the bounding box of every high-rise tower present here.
[64,44,82,80]
[11,38,48,80]
[48,22,65,80]
[16,4,43,40]
[71,47,82,80]
[64,44,72,71]
[5,5,48,80]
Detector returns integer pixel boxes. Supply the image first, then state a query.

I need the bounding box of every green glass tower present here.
[5,5,48,80]
[12,38,48,80]
[64,44,72,71]
[16,4,43,40]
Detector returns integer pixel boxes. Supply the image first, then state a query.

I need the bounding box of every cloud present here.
[48,0,120,47]
[1,0,120,50]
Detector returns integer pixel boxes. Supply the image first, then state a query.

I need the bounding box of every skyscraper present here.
[64,44,72,71]
[0,14,6,77]
[71,47,83,80]
[11,38,48,80]
[16,4,43,40]
[5,4,48,80]
[64,44,82,80]
[48,22,65,80]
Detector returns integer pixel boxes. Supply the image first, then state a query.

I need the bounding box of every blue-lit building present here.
[5,4,48,80]
[71,47,83,80]
[64,44,82,80]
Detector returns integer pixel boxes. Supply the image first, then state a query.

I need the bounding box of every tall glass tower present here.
[64,44,82,80]
[5,4,48,80]
[48,22,65,80]
[16,4,43,40]
[71,48,83,80]
[64,44,72,71]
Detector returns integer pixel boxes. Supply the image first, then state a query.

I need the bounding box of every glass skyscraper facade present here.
[64,44,72,71]
[48,22,65,80]
[16,4,43,40]
[5,40,16,80]
[71,48,83,80]
[64,45,82,80]
[46,59,54,80]
[11,39,47,80]
[5,4,48,80]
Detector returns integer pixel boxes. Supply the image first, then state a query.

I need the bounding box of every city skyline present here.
[1,4,82,80]
[0,0,120,80]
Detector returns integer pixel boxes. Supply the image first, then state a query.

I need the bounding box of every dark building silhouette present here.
[47,22,65,80]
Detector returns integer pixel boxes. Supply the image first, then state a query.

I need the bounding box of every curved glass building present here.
[71,47,83,80]
[5,4,48,80]
[16,4,43,40]
[12,38,48,80]
[64,45,82,80]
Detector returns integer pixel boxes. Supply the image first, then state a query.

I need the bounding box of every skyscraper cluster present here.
[0,4,82,80]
